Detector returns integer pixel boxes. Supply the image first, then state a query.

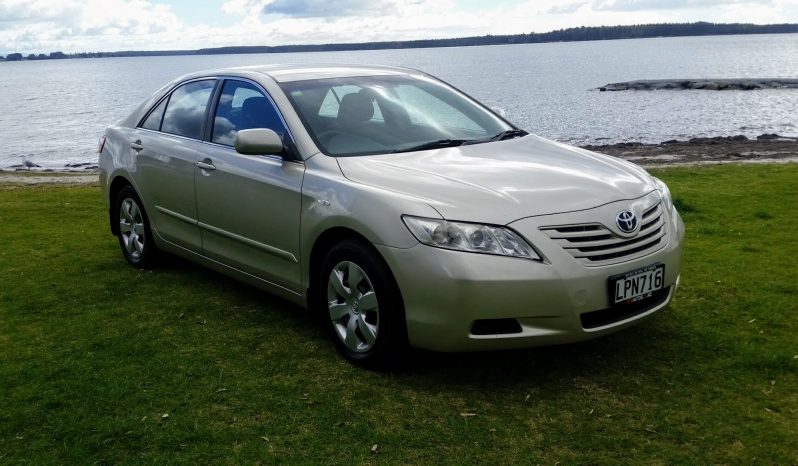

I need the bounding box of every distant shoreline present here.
[2,21,797,62]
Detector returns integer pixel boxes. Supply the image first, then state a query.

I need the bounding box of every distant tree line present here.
[196,22,798,54]
[2,22,797,62]
[2,50,184,60]
[3,51,67,61]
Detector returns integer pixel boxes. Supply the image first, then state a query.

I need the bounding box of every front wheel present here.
[114,186,159,268]
[319,240,407,368]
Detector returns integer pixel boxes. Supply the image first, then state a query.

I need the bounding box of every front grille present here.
[540,203,667,266]
[580,287,671,329]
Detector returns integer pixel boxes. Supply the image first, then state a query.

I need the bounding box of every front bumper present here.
[376,196,685,352]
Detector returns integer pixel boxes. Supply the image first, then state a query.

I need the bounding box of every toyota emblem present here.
[616,211,638,233]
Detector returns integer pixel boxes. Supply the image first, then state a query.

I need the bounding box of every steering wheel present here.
[317,129,346,142]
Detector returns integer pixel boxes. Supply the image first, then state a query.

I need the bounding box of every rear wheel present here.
[114,186,158,268]
[319,239,406,368]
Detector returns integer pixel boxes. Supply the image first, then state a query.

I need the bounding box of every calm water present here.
[2,33,797,169]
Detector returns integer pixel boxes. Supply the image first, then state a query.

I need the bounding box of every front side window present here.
[161,80,215,140]
[212,80,287,146]
[281,75,512,157]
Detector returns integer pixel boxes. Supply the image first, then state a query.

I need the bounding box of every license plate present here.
[610,264,665,305]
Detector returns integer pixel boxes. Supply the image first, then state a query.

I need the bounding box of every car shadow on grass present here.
[151,253,323,324]
[396,324,680,385]
[146,253,688,390]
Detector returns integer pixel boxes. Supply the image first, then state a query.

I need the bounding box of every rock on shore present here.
[582,134,798,167]
[598,78,798,91]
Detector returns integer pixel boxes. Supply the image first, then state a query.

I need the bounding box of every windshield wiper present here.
[486,129,528,142]
[391,139,470,153]
[458,129,528,147]
[391,130,527,153]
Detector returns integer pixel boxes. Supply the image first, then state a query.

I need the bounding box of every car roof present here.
[191,64,424,83]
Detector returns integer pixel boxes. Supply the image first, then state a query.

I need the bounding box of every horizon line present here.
[2,21,797,60]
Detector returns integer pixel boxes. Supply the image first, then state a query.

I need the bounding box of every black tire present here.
[113,186,159,268]
[318,239,407,369]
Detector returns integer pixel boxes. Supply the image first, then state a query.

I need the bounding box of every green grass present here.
[1,164,797,464]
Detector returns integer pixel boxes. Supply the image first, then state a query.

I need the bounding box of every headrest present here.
[337,92,374,124]
[240,96,275,129]
[241,96,267,116]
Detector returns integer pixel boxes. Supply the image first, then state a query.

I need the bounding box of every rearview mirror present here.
[234,128,284,156]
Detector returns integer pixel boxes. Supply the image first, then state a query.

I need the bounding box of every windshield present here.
[279,74,516,157]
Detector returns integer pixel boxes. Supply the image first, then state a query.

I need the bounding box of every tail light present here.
[98,136,107,154]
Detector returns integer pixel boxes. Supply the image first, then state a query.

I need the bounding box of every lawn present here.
[1,164,796,464]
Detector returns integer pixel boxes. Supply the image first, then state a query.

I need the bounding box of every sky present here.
[1,0,797,55]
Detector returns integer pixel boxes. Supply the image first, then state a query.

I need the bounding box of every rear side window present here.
[161,80,215,139]
[140,98,167,131]
[212,80,287,146]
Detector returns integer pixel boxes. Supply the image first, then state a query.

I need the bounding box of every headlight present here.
[653,177,675,213]
[402,216,542,260]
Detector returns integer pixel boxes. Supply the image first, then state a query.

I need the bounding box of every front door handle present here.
[196,159,216,171]
[130,140,143,151]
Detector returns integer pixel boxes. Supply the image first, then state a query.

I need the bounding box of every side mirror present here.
[234,128,284,156]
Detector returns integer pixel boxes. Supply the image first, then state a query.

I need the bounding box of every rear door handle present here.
[130,140,143,151]
[196,159,216,171]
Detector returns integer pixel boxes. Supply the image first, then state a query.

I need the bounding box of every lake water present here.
[2,33,797,169]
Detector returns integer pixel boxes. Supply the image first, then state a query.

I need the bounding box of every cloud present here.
[0,0,81,23]
[591,0,773,11]
[0,0,185,53]
[220,0,266,15]
[262,0,398,18]
[2,0,798,55]
[546,1,589,14]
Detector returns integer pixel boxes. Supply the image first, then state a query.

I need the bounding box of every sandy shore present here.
[0,171,99,186]
[2,136,796,186]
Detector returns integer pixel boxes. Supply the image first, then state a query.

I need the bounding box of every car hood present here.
[336,135,656,225]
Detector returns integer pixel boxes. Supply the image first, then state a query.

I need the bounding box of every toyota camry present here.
[99,64,684,367]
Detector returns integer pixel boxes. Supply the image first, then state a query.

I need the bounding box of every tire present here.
[114,186,159,268]
[318,239,407,369]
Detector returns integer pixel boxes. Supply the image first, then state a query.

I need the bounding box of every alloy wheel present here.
[327,261,380,353]
[119,198,146,260]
